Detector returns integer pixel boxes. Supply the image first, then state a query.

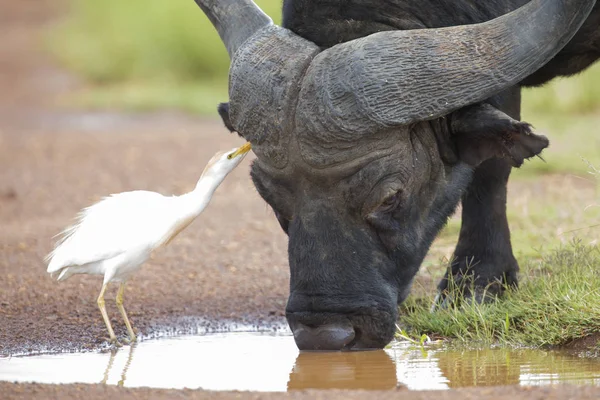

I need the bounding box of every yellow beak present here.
[228,142,252,159]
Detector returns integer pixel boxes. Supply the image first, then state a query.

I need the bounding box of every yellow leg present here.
[116,282,136,343]
[97,283,119,345]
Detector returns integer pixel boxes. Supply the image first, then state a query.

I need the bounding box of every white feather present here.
[45,145,250,285]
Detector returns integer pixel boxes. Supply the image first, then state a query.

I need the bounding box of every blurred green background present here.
[48,0,600,115]
[48,0,600,175]
[48,0,282,114]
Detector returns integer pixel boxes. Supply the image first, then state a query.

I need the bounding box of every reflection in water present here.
[102,344,136,386]
[438,348,520,387]
[288,350,398,390]
[435,348,600,388]
[101,349,115,385]
[1,332,600,391]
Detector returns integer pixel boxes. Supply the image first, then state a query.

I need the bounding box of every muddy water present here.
[1,332,600,391]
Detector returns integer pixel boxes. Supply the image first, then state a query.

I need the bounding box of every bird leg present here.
[97,283,119,346]
[116,282,136,343]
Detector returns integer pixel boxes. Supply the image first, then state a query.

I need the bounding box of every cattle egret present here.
[45,142,252,346]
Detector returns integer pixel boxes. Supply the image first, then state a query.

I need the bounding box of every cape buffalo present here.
[279,0,600,307]
[193,0,596,350]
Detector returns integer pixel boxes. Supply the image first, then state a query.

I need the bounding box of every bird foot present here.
[106,337,124,348]
[120,336,137,345]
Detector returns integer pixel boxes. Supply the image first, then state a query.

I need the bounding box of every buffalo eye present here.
[378,191,403,213]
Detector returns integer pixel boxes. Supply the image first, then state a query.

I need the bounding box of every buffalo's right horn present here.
[193,0,272,57]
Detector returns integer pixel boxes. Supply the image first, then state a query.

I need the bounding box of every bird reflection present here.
[101,342,137,386]
[101,349,116,385]
[287,350,399,390]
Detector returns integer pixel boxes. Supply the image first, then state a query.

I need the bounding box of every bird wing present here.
[46,190,171,272]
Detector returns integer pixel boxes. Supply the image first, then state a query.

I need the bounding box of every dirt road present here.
[2,0,600,398]
[0,0,293,357]
[4,382,600,400]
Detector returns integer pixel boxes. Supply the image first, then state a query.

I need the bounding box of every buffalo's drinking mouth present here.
[286,290,398,350]
[287,314,358,351]
[286,310,397,351]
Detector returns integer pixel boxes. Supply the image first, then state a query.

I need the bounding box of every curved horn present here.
[194,0,272,57]
[298,0,595,134]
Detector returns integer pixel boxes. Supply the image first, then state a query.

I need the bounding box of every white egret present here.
[45,142,252,346]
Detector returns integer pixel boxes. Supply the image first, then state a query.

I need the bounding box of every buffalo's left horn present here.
[297,0,595,134]
[193,0,272,57]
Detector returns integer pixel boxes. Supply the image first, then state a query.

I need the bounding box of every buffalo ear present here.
[217,102,249,140]
[452,103,549,168]
[217,102,236,133]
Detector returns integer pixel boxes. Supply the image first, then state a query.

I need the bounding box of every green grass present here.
[48,0,282,114]
[400,242,600,348]
[413,166,600,349]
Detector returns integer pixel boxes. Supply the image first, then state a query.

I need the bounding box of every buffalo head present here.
[194,0,594,350]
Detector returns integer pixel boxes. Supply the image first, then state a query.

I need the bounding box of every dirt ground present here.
[2,0,600,399]
[0,0,293,357]
[4,382,600,400]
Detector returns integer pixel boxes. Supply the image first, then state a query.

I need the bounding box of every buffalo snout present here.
[286,292,398,350]
[291,318,356,351]
[285,205,400,350]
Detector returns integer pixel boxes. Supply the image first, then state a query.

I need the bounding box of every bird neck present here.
[178,174,223,217]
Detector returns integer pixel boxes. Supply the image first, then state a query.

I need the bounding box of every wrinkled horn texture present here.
[194,0,272,57]
[228,26,320,168]
[296,0,595,136]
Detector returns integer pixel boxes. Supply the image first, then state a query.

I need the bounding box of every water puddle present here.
[1,332,600,391]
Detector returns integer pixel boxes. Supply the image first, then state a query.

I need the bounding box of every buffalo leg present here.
[435,158,518,308]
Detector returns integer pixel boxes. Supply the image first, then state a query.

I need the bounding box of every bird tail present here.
[44,203,98,274]
[45,232,75,278]
[55,267,73,281]
[47,194,115,255]
[45,194,118,279]
[46,245,68,273]
[46,266,73,281]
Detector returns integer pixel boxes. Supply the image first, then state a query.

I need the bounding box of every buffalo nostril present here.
[293,322,356,351]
